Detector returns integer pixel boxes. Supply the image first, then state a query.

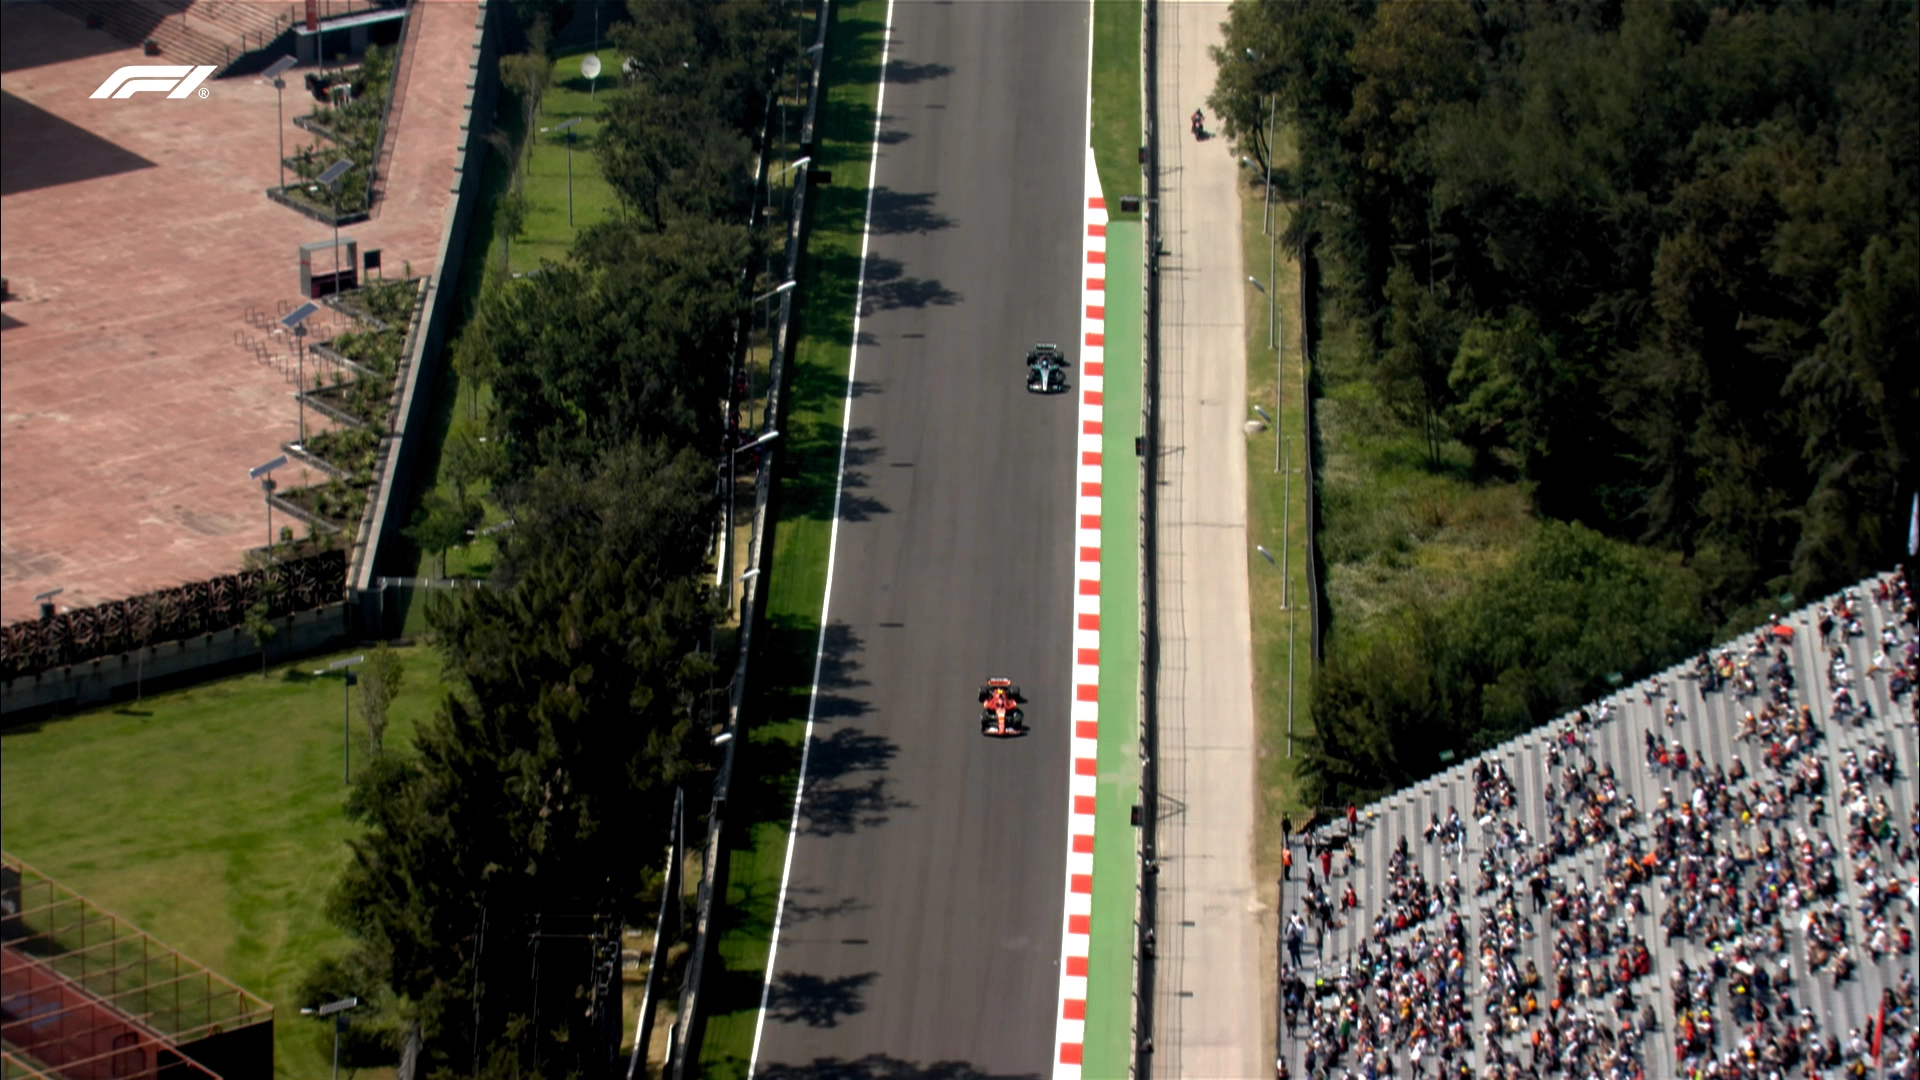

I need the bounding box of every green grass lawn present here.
[1090,0,1141,220]
[509,50,620,272]
[1237,127,1312,1059]
[694,2,885,1072]
[0,645,451,1080]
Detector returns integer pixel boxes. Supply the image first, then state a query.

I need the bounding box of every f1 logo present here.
[91,65,218,99]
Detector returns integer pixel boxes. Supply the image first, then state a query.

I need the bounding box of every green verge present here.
[1083,219,1143,1077]
[694,2,890,1073]
[0,646,448,1080]
[397,47,620,633]
[1241,126,1311,1052]
[507,49,621,270]
[1089,0,1142,220]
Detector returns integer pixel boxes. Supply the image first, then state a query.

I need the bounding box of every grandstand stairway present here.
[55,0,296,75]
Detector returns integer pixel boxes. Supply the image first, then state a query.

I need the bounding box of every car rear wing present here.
[1032,342,1059,351]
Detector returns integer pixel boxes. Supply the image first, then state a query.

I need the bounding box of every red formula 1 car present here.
[978,678,1028,737]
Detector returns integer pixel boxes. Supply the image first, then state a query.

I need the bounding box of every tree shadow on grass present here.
[765,970,876,1028]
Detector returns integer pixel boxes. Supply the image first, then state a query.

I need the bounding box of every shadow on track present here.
[867,188,954,235]
[766,971,879,1028]
[779,885,873,925]
[836,427,890,522]
[860,256,962,314]
[882,58,955,84]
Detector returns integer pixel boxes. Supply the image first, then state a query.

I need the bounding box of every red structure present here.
[1,856,273,1080]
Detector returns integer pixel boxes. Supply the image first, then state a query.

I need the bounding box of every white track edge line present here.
[747,0,899,1070]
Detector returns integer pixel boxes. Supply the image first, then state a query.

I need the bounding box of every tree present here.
[1221,0,1916,639]
[444,429,506,505]
[1447,308,1575,479]
[450,300,502,423]
[481,126,531,275]
[1375,262,1459,467]
[318,438,719,1077]
[356,643,405,757]
[1301,523,1709,805]
[497,49,549,169]
[483,220,746,479]
[242,579,281,678]
[599,2,788,230]
[406,492,481,578]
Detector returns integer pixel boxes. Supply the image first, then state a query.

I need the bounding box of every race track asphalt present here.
[751,3,1090,1076]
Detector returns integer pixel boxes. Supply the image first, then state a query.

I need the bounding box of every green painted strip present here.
[1083,218,1143,1077]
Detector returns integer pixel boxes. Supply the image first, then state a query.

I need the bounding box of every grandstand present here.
[1278,569,1919,1080]
[0,857,272,1080]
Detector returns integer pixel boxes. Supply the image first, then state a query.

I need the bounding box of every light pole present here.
[316,157,354,295]
[314,654,365,783]
[1282,434,1293,610]
[750,280,796,430]
[776,154,811,201]
[249,455,289,551]
[32,587,63,622]
[722,430,781,618]
[1248,273,1274,352]
[301,996,360,1080]
[581,51,602,100]
[541,118,582,226]
[280,303,317,444]
[263,55,297,191]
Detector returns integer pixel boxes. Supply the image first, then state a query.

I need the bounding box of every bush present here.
[1303,522,1711,805]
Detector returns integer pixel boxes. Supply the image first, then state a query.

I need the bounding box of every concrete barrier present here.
[0,604,350,722]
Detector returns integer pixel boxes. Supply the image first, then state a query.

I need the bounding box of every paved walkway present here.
[0,2,473,623]
[1150,1,1266,1075]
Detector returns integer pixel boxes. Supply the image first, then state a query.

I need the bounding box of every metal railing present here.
[667,2,831,1072]
[1137,0,1162,1075]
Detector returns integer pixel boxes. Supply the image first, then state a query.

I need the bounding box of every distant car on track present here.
[978,677,1027,737]
[1026,342,1068,394]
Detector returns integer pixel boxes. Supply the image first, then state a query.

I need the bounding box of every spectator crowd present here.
[1279,570,1919,1080]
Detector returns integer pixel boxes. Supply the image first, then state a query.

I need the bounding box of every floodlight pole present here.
[1282,434,1291,609]
[263,475,278,549]
[302,998,359,1080]
[341,669,356,784]
[332,188,341,295]
[314,658,365,784]
[295,324,308,443]
[274,77,287,190]
[566,126,575,226]
[726,432,736,618]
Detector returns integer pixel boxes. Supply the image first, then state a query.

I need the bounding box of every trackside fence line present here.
[1137,0,1161,1075]
[668,2,831,1071]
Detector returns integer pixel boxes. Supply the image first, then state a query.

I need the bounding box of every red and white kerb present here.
[1051,147,1108,1079]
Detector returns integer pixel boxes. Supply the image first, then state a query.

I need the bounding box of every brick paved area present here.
[0,1,477,623]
